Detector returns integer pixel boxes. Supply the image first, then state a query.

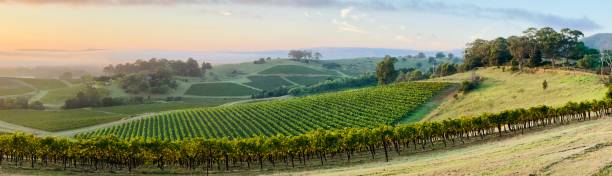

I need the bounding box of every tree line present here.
[103,58,211,77]
[0,97,44,110]
[100,58,212,94]
[464,27,599,71]
[2,92,610,173]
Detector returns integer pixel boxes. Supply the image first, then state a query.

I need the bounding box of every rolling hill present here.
[425,67,607,121]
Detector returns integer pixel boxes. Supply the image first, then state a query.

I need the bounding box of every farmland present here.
[259,65,337,75]
[79,82,452,140]
[0,78,34,96]
[286,75,333,86]
[0,98,243,132]
[244,75,294,90]
[0,109,123,132]
[38,85,85,104]
[12,77,67,90]
[185,82,260,96]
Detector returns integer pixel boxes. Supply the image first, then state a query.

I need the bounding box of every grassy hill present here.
[424,67,607,121]
[79,82,452,140]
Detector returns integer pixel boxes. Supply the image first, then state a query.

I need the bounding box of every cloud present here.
[333,19,368,34]
[15,48,106,52]
[340,7,352,18]
[1,0,601,31]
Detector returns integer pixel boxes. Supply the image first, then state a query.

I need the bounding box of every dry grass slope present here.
[425,67,607,121]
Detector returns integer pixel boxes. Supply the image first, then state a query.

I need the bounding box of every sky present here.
[0,0,611,66]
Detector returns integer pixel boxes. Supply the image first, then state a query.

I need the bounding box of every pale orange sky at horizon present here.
[1,0,610,66]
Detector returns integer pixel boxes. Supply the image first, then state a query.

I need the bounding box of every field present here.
[185,82,260,96]
[12,78,67,90]
[279,117,612,176]
[259,65,337,75]
[79,82,451,140]
[0,78,34,96]
[0,98,243,132]
[425,67,608,121]
[244,75,294,90]
[39,85,84,104]
[203,59,329,81]
[286,75,334,85]
[0,109,123,132]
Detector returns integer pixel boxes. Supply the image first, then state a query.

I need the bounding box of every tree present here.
[447,53,455,59]
[375,56,398,85]
[463,39,489,70]
[201,61,212,75]
[59,72,73,80]
[185,58,201,77]
[507,36,530,70]
[417,52,426,58]
[535,27,564,68]
[487,37,511,66]
[314,52,322,60]
[435,52,446,59]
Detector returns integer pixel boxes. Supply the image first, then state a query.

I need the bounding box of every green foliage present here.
[81,82,451,140]
[185,82,260,96]
[433,63,458,77]
[577,54,601,70]
[103,58,202,77]
[118,68,178,94]
[244,76,293,90]
[376,56,398,85]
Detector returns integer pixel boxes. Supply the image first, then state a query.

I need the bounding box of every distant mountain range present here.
[210,47,462,61]
[583,33,612,51]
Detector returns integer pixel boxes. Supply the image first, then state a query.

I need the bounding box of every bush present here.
[459,73,482,93]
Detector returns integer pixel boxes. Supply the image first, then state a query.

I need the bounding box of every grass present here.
[285,75,334,86]
[64,79,83,84]
[204,59,323,81]
[0,98,243,132]
[0,109,123,132]
[13,78,67,90]
[185,82,260,96]
[39,85,85,104]
[425,67,608,121]
[93,97,245,115]
[259,65,336,75]
[244,75,294,90]
[0,79,34,96]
